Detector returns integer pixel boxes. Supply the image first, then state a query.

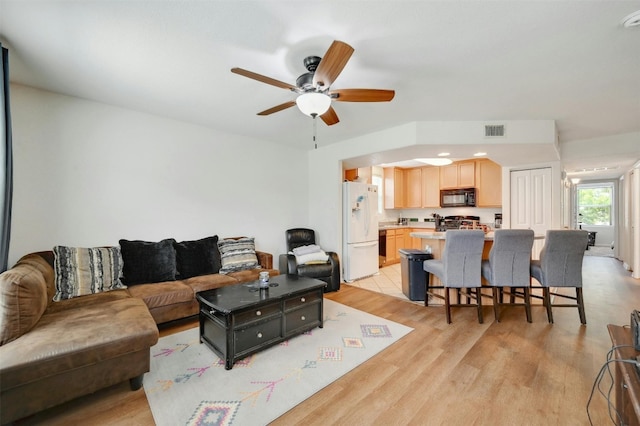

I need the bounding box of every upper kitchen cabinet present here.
[475,159,502,207]
[344,167,372,184]
[404,167,422,208]
[439,161,476,189]
[384,167,405,209]
[421,166,440,208]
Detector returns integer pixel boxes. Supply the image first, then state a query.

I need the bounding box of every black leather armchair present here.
[278,228,341,292]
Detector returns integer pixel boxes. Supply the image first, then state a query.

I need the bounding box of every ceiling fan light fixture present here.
[622,10,640,28]
[296,92,331,117]
[414,158,453,166]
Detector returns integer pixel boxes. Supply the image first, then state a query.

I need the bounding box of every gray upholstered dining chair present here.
[423,230,485,324]
[481,229,535,322]
[530,230,589,324]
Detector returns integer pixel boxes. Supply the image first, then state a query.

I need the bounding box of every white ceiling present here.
[1,1,639,180]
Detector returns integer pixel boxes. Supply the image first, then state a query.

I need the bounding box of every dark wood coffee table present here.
[196,274,326,369]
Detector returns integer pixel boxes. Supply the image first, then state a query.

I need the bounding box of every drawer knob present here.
[257,332,263,338]
[301,316,306,321]
[256,310,262,316]
[301,297,306,302]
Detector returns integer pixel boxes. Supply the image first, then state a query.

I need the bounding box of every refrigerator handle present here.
[352,241,377,248]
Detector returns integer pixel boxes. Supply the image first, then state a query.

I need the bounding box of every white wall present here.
[9,85,308,266]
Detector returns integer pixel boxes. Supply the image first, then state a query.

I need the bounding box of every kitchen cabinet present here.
[385,229,397,264]
[475,159,502,207]
[404,168,422,208]
[344,167,371,184]
[421,166,440,207]
[440,161,475,189]
[383,228,412,265]
[384,167,405,209]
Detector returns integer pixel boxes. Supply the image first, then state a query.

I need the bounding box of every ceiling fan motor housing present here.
[297,56,322,91]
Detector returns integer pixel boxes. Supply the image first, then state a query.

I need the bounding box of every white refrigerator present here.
[343,182,379,282]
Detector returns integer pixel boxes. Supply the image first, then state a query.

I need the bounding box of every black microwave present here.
[440,188,476,207]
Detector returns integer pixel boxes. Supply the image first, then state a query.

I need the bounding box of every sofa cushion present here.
[174,236,222,279]
[52,246,126,301]
[182,273,238,293]
[126,281,193,309]
[218,237,260,274]
[119,238,177,285]
[0,259,49,346]
[0,297,158,390]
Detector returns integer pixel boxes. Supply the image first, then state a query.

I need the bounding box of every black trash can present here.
[399,249,434,301]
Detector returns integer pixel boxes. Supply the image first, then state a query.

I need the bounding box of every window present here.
[372,175,383,214]
[576,183,613,226]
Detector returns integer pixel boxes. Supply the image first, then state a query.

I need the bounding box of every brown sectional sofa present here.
[0,244,278,424]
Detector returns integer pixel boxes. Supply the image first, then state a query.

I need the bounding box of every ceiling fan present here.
[231,40,395,126]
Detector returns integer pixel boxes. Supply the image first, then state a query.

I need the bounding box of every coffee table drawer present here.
[234,302,280,326]
[285,302,321,335]
[235,317,282,354]
[284,290,321,310]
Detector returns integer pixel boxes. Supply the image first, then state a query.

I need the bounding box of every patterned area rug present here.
[144,299,413,426]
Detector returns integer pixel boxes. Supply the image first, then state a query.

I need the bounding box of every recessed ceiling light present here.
[473,152,487,157]
[414,158,453,166]
[437,152,450,157]
[622,10,640,28]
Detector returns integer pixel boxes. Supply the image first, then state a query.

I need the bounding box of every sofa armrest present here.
[255,251,273,270]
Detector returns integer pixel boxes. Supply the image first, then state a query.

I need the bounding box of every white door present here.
[510,167,552,258]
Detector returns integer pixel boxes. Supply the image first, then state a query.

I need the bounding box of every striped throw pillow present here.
[218,237,259,274]
[53,246,126,301]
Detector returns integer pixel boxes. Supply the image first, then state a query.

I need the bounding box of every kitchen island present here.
[410,231,544,286]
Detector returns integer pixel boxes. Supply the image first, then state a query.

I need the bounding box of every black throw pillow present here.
[174,235,222,279]
[119,238,177,285]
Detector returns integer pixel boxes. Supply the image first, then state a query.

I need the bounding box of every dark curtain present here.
[0,43,13,272]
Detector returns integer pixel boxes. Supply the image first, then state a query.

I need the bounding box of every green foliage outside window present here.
[577,185,612,226]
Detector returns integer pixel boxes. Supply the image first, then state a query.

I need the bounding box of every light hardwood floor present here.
[14,255,639,425]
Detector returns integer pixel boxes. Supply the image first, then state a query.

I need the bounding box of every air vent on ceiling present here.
[485,124,505,137]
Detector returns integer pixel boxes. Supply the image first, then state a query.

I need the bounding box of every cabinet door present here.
[421,167,440,207]
[439,164,459,189]
[344,169,358,181]
[384,167,405,209]
[459,162,476,187]
[386,230,396,262]
[405,168,422,208]
[476,159,502,207]
[395,232,404,257]
[394,168,405,208]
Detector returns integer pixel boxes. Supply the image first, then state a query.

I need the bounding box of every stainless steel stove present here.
[441,215,480,230]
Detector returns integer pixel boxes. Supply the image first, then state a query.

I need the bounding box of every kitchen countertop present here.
[379,223,435,230]
[410,231,545,240]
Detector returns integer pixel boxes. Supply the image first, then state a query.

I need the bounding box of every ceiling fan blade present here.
[320,106,340,126]
[257,101,296,116]
[331,89,395,102]
[313,41,354,89]
[231,67,297,91]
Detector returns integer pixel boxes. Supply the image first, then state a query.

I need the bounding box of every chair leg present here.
[476,288,483,324]
[576,287,586,325]
[424,273,431,307]
[492,287,500,322]
[524,286,532,323]
[444,288,452,324]
[543,287,553,323]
